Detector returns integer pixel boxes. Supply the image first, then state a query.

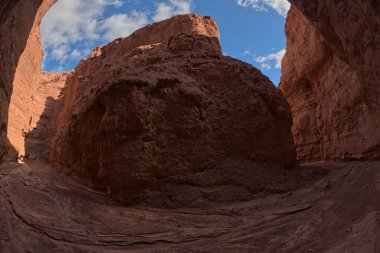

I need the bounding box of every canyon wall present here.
[0,0,43,161]
[51,15,296,203]
[280,1,380,161]
[0,0,57,161]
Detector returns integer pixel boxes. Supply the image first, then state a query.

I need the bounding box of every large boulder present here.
[280,1,380,162]
[51,14,296,203]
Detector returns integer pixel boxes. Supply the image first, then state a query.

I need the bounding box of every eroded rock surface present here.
[51,15,296,203]
[8,71,67,161]
[1,1,380,253]
[0,0,45,161]
[0,0,59,162]
[1,160,380,252]
[280,1,380,162]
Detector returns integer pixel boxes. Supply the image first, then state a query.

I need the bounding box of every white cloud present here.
[241,50,252,56]
[101,11,149,41]
[260,63,271,70]
[41,0,124,49]
[108,0,124,8]
[69,49,81,59]
[51,45,69,62]
[41,0,194,70]
[237,0,265,11]
[41,0,125,68]
[153,0,192,22]
[237,0,290,17]
[254,48,286,70]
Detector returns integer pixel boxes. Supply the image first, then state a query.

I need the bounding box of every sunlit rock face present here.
[0,0,58,162]
[280,1,380,162]
[51,14,296,204]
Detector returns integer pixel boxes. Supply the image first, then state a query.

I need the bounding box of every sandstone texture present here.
[0,0,44,161]
[51,14,296,203]
[0,0,58,162]
[280,1,380,162]
[2,160,380,252]
[22,72,68,161]
[1,1,380,253]
[8,71,67,161]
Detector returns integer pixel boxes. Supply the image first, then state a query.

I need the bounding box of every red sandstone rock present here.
[0,0,58,162]
[2,2,380,253]
[8,70,68,160]
[280,1,380,162]
[51,14,296,203]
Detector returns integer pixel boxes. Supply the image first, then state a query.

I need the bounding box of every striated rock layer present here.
[0,0,58,162]
[51,14,296,204]
[5,160,380,253]
[280,1,380,162]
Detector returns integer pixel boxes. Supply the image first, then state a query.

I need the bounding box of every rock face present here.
[22,72,68,161]
[280,1,380,162]
[0,0,57,162]
[8,70,67,161]
[51,14,296,203]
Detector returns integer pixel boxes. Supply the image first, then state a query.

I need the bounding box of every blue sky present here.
[41,0,289,85]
